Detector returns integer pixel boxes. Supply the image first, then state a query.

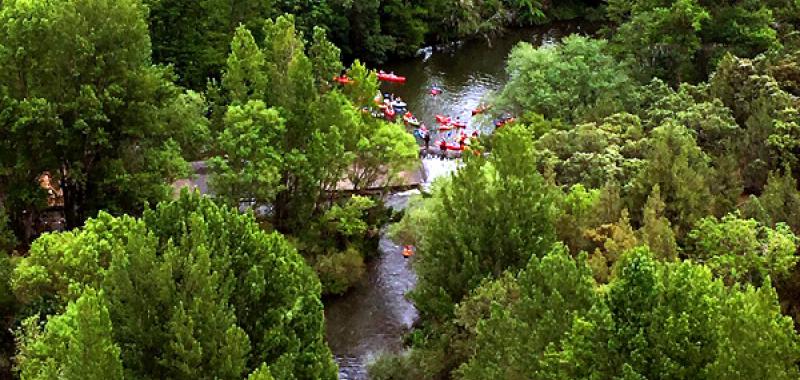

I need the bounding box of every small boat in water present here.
[445,142,464,151]
[472,104,491,115]
[403,112,420,126]
[377,71,407,83]
[384,106,396,121]
[402,245,415,258]
[451,119,467,129]
[333,75,353,85]
[493,115,516,128]
[391,99,407,110]
[435,115,451,125]
[430,86,442,96]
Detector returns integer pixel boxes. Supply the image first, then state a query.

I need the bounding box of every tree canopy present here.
[11,192,337,379]
[0,0,208,239]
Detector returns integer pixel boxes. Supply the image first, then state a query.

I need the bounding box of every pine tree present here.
[16,288,123,380]
[639,185,678,261]
[223,26,268,105]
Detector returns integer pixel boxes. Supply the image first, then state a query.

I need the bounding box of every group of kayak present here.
[374,93,409,122]
[347,69,516,155]
[334,70,408,86]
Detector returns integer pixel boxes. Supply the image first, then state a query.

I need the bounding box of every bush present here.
[315,247,366,295]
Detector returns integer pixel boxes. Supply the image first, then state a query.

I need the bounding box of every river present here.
[324,22,590,379]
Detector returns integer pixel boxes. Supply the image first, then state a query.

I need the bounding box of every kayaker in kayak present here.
[430,86,442,96]
[472,104,491,115]
[402,245,414,258]
[384,105,396,121]
[403,111,420,126]
[391,97,407,110]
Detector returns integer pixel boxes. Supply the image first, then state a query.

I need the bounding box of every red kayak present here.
[430,87,442,95]
[377,71,407,83]
[384,107,396,120]
[438,125,453,132]
[472,104,491,115]
[494,116,516,128]
[334,75,353,85]
[445,143,464,151]
[452,120,467,128]
[435,115,451,125]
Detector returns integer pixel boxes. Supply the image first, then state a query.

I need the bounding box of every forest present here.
[1,0,800,379]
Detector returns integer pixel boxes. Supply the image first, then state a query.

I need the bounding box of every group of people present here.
[374,92,408,121]
[371,84,486,158]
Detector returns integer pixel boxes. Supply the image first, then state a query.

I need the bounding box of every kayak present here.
[403,116,419,127]
[445,143,464,151]
[391,100,407,109]
[384,107,396,120]
[403,114,420,126]
[472,104,491,115]
[438,125,453,132]
[402,246,414,258]
[494,116,516,128]
[452,120,467,128]
[435,115,451,125]
[377,72,407,83]
[334,75,353,85]
[430,87,442,95]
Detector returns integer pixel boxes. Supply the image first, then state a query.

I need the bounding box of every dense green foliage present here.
[410,125,557,322]
[1,0,800,378]
[206,16,417,295]
[144,0,602,88]
[686,213,798,286]
[456,247,800,380]
[11,192,336,379]
[497,35,635,122]
[16,289,124,380]
[379,3,800,377]
[0,0,207,238]
[607,0,797,83]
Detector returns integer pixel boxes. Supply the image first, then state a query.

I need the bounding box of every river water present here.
[324,22,590,379]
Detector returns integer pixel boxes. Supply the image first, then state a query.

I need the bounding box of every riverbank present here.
[324,158,459,379]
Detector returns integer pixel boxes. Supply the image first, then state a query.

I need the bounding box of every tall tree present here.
[411,125,557,322]
[145,0,273,88]
[632,122,714,237]
[456,244,599,379]
[497,35,635,123]
[208,100,285,208]
[0,0,206,237]
[210,17,416,234]
[16,288,123,380]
